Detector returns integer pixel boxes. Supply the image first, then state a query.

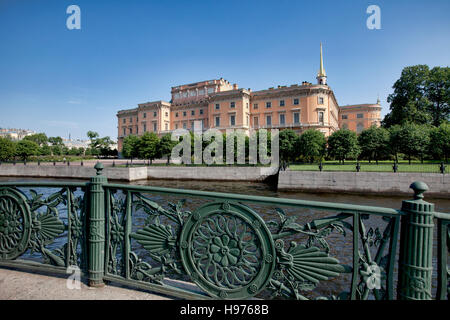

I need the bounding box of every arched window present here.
[357,123,364,133]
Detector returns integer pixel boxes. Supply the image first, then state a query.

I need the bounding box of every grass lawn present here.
[289,162,449,173]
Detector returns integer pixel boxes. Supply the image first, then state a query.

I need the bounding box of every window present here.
[191,121,194,129]
[215,103,220,110]
[230,102,235,108]
[165,123,168,131]
[153,122,157,132]
[189,90,196,97]
[175,112,179,117]
[143,113,146,118]
[293,98,299,105]
[129,117,132,123]
[182,91,188,98]
[175,123,179,129]
[123,118,126,124]
[254,117,259,127]
[183,111,187,117]
[183,122,187,129]
[342,123,348,129]
[342,115,348,120]
[280,100,285,107]
[357,123,364,133]
[207,87,214,94]
[293,112,300,124]
[357,113,363,119]
[165,112,168,117]
[318,112,324,124]
[129,128,132,134]
[246,115,249,126]
[279,114,285,125]
[174,93,180,99]
[143,123,147,132]
[253,103,258,109]
[199,109,203,115]
[266,102,272,108]
[230,115,236,126]
[198,89,205,95]
[191,110,195,116]
[123,128,126,136]
[153,111,157,117]
[246,103,249,109]
[215,116,220,127]
[318,97,324,104]
[266,115,272,126]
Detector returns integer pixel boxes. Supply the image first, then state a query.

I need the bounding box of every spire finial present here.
[317,43,327,84]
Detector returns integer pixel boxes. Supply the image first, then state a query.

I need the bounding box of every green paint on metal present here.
[0,176,448,300]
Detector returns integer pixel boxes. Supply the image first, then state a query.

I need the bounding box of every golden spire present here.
[318,43,326,77]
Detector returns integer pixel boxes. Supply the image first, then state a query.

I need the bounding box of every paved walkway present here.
[0,268,170,300]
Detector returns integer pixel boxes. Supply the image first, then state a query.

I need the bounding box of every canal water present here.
[1,177,449,299]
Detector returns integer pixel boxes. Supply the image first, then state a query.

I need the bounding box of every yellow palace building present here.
[116,44,381,152]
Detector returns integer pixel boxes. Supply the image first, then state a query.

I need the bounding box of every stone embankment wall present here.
[278,171,450,198]
[0,164,277,182]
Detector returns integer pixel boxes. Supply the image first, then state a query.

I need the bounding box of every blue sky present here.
[0,0,449,140]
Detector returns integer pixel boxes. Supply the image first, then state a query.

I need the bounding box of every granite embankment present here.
[0,164,278,182]
[278,170,450,198]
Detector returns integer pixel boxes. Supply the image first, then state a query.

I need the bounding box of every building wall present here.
[339,104,382,133]
[117,81,379,152]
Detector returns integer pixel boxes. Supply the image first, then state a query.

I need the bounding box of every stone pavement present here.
[0,268,170,300]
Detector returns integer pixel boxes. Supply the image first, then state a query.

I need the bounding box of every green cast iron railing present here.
[0,163,448,300]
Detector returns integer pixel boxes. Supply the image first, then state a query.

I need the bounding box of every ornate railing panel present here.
[0,182,88,274]
[0,164,448,300]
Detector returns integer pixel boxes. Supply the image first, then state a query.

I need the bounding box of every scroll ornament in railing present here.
[0,186,86,268]
[110,191,399,300]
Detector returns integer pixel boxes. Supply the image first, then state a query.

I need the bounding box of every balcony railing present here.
[0,163,448,300]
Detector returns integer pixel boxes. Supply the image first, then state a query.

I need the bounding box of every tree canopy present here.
[383,65,450,127]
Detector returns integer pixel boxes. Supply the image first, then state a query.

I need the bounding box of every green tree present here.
[138,132,160,164]
[0,137,16,161]
[16,140,39,160]
[429,122,450,161]
[159,134,177,164]
[48,136,64,146]
[51,144,63,156]
[122,135,140,159]
[425,66,450,126]
[382,65,431,127]
[39,144,52,156]
[23,133,48,147]
[278,129,299,163]
[327,129,360,164]
[297,129,327,163]
[395,124,431,164]
[86,131,113,158]
[357,126,390,163]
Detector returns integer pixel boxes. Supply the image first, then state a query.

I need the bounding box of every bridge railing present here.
[0,163,448,300]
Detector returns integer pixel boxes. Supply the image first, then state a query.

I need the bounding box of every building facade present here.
[117,45,381,152]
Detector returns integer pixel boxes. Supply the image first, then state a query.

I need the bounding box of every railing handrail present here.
[0,182,88,188]
[103,182,403,217]
[3,181,447,220]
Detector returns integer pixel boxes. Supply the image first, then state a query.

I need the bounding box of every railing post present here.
[397,181,434,300]
[88,162,107,287]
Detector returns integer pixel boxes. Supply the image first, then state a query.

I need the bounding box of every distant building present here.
[116,44,381,152]
[0,128,36,140]
[339,101,382,133]
[62,138,91,149]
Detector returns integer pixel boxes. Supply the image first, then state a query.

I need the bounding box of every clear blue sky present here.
[0,0,449,140]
